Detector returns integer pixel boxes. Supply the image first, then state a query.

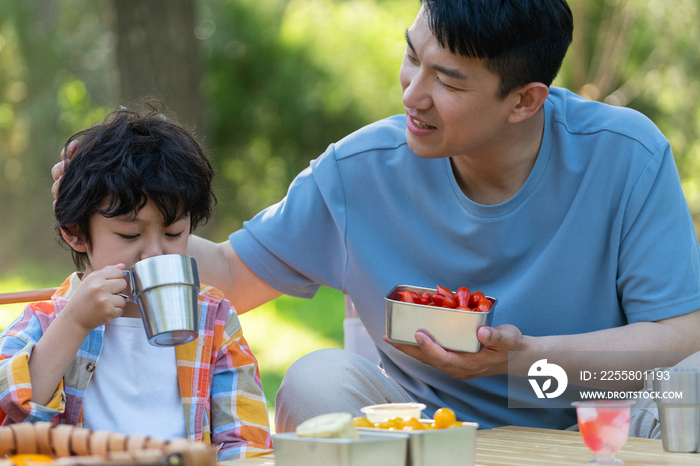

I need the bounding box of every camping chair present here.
[343,295,381,365]
[0,288,57,305]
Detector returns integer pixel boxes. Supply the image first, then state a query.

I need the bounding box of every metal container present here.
[359,422,478,466]
[126,254,200,347]
[653,366,700,452]
[385,285,496,353]
[273,431,408,466]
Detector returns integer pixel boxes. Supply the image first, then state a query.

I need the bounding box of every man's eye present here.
[437,76,456,90]
[407,54,419,64]
[166,232,183,238]
[118,234,139,240]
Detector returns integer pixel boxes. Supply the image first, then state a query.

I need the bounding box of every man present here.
[54,0,700,434]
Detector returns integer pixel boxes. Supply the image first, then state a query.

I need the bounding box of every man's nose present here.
[401,69,431,110]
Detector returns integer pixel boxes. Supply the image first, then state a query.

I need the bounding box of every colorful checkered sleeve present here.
[211,306,273,460]
[0,304,66,424]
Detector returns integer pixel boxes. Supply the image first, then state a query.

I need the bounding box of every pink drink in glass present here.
[573,400,632,465]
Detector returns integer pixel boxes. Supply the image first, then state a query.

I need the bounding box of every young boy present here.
[0,102,273,460]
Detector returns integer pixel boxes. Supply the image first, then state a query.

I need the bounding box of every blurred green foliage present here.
[4,0,700,271]
[558,0,700,226]
[201,0,416,238]
[0,0,112,283]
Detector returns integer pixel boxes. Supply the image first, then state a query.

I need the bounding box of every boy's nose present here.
[140,242,165,261]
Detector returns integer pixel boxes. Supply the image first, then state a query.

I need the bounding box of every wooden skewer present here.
[108,432,128,453]
[0,425,15,457]
[0,288,58,305]
[52,425,74,458]
[70,427,91,456]
[125,434,147,453]
[34,422,54,456]
[0,423,217,465]
[89,430,110,458]
[9,423,37,455]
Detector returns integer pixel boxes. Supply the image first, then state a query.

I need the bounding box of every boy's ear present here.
[507,82,549,124]
[60,225,88,253]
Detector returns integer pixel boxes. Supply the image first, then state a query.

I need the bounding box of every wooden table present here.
[475,426,697,465]
[219,426,698,465]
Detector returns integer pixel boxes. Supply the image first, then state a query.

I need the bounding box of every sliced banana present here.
[296,412,360,439]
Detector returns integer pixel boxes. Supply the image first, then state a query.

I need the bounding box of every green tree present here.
[560,0,700,229]
[201,0,417,239]
[112,0,206,132]
[0,1,112,282]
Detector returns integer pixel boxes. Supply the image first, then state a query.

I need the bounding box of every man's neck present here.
[450,108,545,205]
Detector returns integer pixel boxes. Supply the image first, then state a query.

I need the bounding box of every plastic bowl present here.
[360,403,427,423]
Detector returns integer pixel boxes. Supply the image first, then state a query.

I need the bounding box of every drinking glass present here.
[572,400,633,465]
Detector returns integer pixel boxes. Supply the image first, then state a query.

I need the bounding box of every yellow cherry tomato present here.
[433,407,457,429]
[447,421,464,428]
[352,416,375,428]
[377,417,403,430]
[401,417,426,430]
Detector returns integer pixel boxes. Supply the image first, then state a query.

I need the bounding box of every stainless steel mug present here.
[653,367,700,453]
[123,254,200,347]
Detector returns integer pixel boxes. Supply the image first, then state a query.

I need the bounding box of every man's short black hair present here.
[422,0,573,99]
[55,100,216,270]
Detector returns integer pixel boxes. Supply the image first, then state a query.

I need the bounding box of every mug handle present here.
[117,270,134,302]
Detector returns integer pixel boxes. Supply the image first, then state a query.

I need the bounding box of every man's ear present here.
[507,82,549,123]
[60,225,88,253]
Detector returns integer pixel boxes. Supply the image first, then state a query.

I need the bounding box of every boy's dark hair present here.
[55,100,216,270]
[422,0,573,99]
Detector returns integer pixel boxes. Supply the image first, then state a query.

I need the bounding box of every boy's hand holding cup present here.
[62,264,128,334]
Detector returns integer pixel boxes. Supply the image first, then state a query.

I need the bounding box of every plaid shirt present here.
[0,273,272,460]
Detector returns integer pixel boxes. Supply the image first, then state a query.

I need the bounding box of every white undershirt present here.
[82,317,187,439]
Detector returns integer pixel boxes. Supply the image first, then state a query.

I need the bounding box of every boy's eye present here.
[118,233,139,240]
[166,232,183,238]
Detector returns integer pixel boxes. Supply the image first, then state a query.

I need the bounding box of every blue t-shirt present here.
[229,87,700,429]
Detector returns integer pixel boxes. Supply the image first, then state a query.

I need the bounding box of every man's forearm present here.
[515,310,700,388]
[526,310,700,354]
[187,235,282,313]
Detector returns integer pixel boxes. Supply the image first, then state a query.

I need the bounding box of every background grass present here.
[237,286,346,415]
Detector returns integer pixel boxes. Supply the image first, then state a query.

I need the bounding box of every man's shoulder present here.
[548,87,667,154]
[331,115,409,161]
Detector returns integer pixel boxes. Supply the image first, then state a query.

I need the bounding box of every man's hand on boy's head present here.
[51,140,78,206]
[62,264,128,334]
